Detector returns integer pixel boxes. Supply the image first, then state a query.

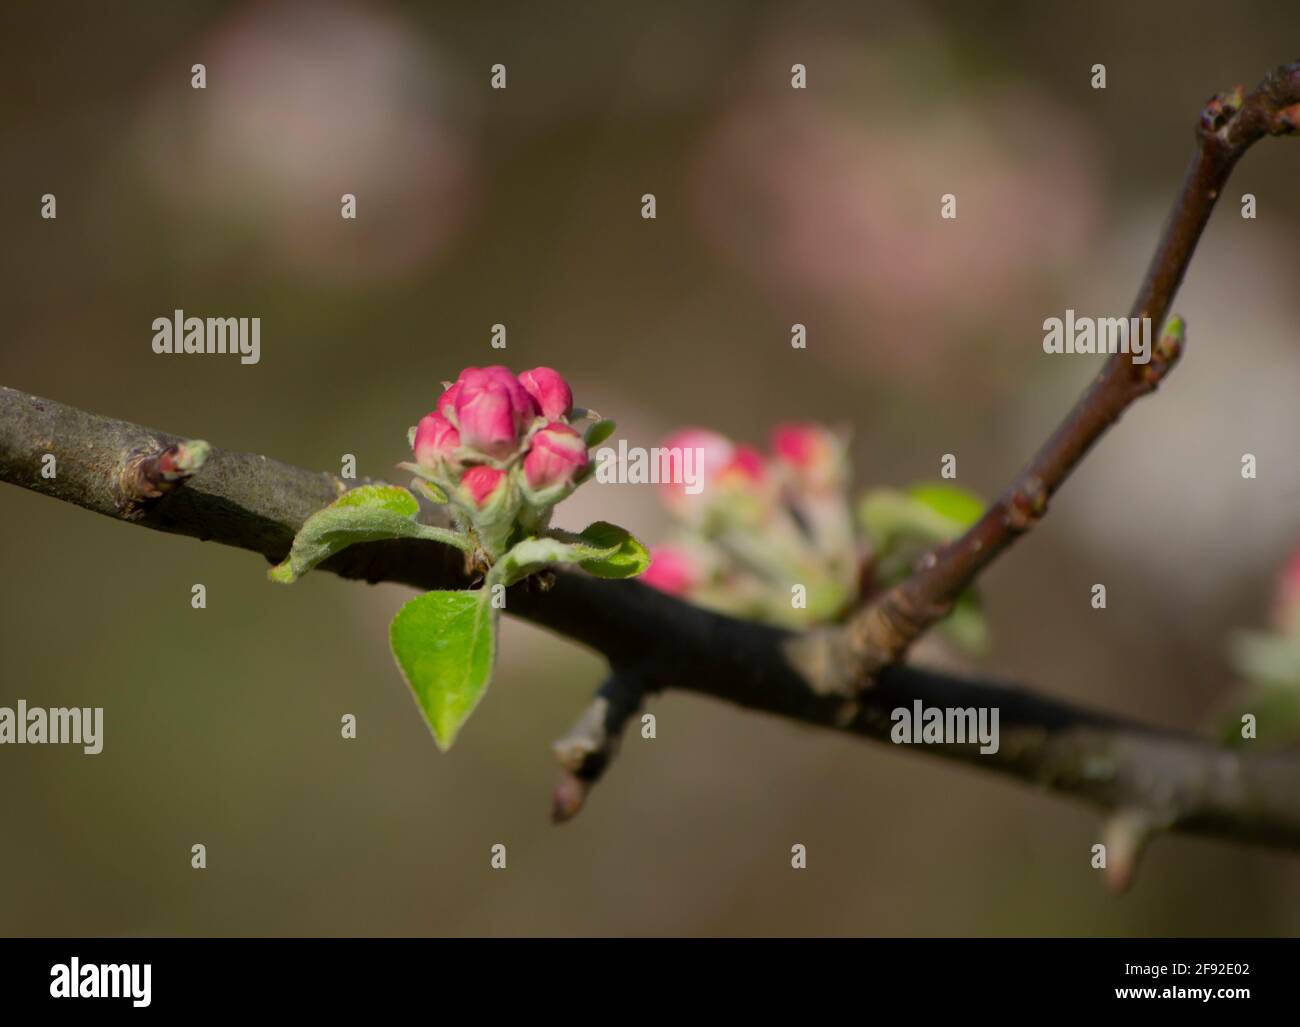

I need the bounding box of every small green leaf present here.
[390,590,497,751]
[584,419,617,448]
[270,484,470,583]
[334,483,419,513]
[571,521,650,579]
[908,483,985,531]
[487,521,649,588]
[857,485,984,554]
[857,489,933,550]
[488,537,590,588]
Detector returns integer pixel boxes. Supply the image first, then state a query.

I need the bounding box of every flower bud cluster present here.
[409,365,594,558]
[643,423,858,625]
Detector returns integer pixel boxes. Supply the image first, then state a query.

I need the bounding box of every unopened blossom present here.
[437,381,461,423]
[458,465,508,510]
[717,445,767,488]
[518,367,574,421]
[412,412,460,470]
[452,366,539,458]
[642,544,704,595]
[771,423,845,492]
[523,422,588,492]
[659,428,736,514]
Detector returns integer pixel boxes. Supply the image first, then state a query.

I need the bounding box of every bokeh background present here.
[3,0,1300,936]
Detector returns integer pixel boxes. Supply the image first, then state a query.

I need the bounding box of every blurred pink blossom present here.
[643,544,705,595]
[690,40,1101,388]
[135,0,478,282]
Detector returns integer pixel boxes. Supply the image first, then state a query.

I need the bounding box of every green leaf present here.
[857,489,935,551]
[857,485,984,553]
[488,537,588,588]
[562,521,650,579]
[908,483,985,531]
[390,589,497,751]
[270,484,471,584]
[584,419,617,448]
[487,521,649,588]
[334,482,419,513]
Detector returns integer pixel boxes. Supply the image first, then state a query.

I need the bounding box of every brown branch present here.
[845,61,1300,681]
[4,385,1300,863]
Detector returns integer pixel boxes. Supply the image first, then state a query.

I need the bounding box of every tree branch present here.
[4,384,1300,859]
[845,62,1300,679]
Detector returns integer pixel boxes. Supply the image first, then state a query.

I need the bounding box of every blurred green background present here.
[3,0,1300,935]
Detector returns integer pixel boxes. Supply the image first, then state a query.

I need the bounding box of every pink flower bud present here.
[642,544,703,595]
[660,428,735,512]
[437,382,461,424]
[709,444,777,527]
[412,412,460,470]
[717,445,767,488]
[518,367,574,421]
[459,465,508,510]
[453,366,539,459]
[771,423,844,492]
[523,422,588,491]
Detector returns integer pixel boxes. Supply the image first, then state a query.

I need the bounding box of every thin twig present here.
[551,668,647,822]
[844,62,1300,682]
